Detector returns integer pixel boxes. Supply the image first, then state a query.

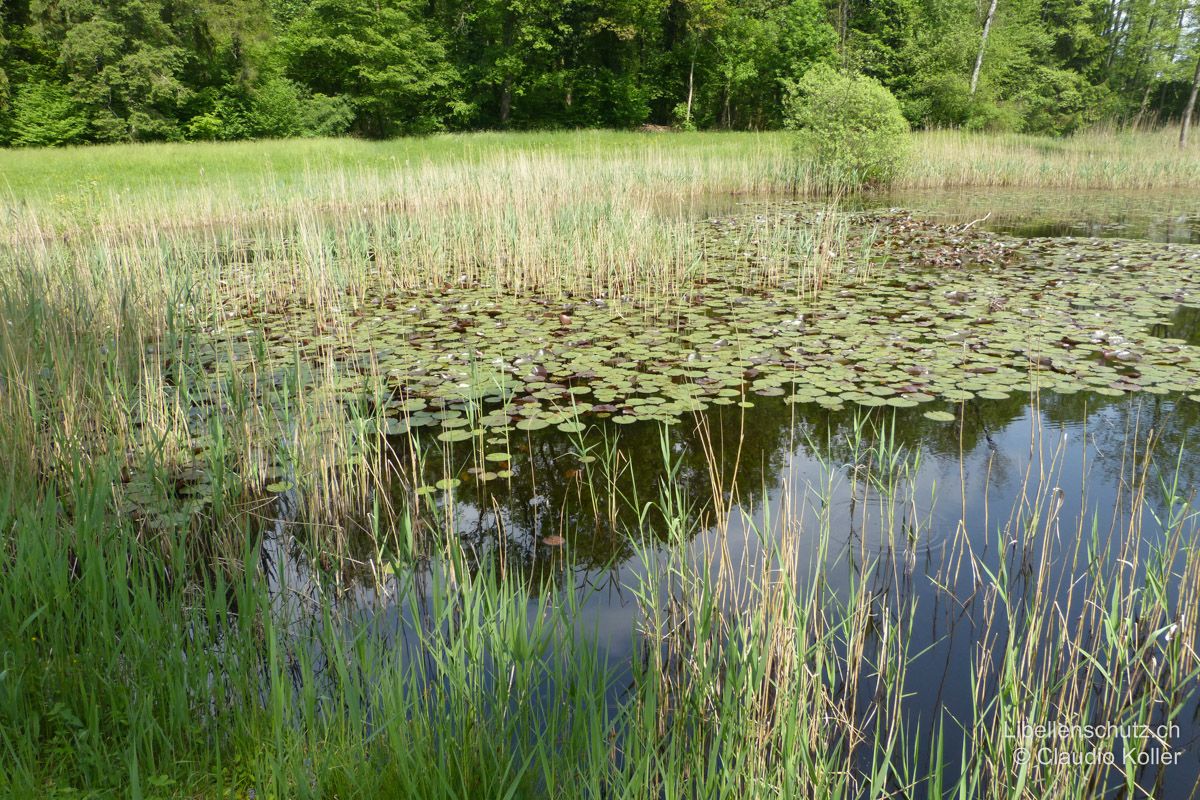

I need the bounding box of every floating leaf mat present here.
[182,206,1200,436]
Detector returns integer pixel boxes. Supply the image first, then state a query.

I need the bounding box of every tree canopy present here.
[2,0,1200,145]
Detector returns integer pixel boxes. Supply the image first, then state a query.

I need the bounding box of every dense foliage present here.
[785,64,909,188]
[1,0,1199,145]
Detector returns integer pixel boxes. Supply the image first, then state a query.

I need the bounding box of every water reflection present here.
[859,188,1200,244]
[305,387,1200,793]
[388,390,1200,572]
[1151,303,1200,346]
[260,189,1200,793]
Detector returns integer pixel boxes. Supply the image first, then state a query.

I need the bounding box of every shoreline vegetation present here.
[6,128,1198,532]
[2,130,1200,797]
[5,129,1200,203]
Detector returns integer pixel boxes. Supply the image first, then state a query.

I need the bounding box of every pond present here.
[194,190,1200,794]
[263,391,1197,792]
[863,187,1200,243]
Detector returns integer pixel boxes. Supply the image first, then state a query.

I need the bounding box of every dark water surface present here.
[269,191,1200,795]
[862,187,1200,244]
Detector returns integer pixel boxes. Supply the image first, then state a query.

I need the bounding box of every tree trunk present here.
[838,0,849,55]
[970,0,999,97]
[499,8,514,125]
[1132,6,1163,130]
[560,57,572,108]
[500,77,512,125]
[1102,0,1119,39]
[1107,8,1130,70]
[1181,48,1200,148]
[1170,4,1188,61]
[1134,80,1155,129]
[685,49,696,124]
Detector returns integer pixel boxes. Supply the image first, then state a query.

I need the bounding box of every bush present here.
[184,91,248,141]
[9,81,88,147]
[965,99,1023,134]
[246,76,304,138]
[185,112,226,141]
[906,73,973,128]
[1015,67,1106,136]
[671,102,697,131]
[184,81,353,142]
[784,64,910,191]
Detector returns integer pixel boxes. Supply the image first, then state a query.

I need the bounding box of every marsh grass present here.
[3,130,1200,796]
[2,131,1195,524]
[904,128,1200,190]
[2,401,1197,797]
[0,135,862,569]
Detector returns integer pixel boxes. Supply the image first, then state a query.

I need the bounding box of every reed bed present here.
[4,128,1197,222]
[0,136,857,560]
[1,402,1196,797]
[2,131,1200,796]
[903,128,1200,190]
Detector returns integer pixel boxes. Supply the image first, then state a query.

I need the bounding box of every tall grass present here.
[3,130,1200,796]
[3,128,1196,215]
[7,128,1188,522]
[0,133,860,561]
[2,405,1196,797]
[903,128,1200,190]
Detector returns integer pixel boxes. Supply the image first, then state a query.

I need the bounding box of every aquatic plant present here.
[2,399,1197,797]
[3,133,1200,797]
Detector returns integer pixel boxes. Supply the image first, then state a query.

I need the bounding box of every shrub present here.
[671,102,697,132]
[784,64,910,191]
[184,91,248,141]
[246,76,304,138]
[9,81,88,147]
[1015,67,1106,136]
[907,73,973,128]
[185,112,226,141]
[965,98,1023,133]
